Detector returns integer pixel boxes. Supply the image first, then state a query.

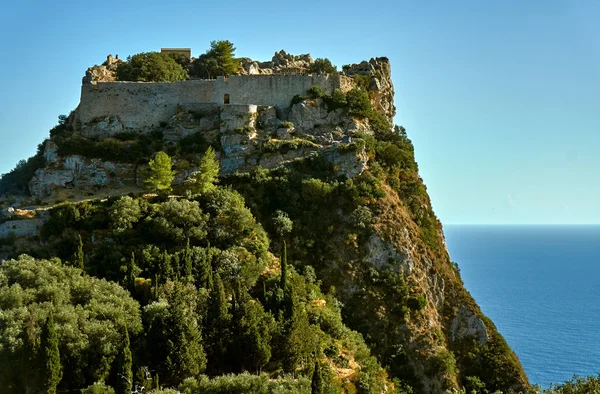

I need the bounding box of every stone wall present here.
[77,74,353,131]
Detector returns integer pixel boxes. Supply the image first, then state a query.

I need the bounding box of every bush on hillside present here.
[116,52,188,82]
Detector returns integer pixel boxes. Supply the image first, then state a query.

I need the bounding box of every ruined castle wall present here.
[214,74,347,108]
[77,74,353,131]
[78,80,217,130]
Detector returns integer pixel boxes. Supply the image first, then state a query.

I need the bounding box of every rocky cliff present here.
[0,52,528,394]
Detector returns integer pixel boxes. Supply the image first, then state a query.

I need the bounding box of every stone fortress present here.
[25,49,395,200]
[76,48,391,134]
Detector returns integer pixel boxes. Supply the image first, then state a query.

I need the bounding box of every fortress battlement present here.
[77,74,354,130]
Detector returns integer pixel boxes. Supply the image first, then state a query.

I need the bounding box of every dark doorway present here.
[224,94,230,104]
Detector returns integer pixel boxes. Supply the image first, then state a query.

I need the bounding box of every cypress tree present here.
[159,250,173,282]
[115,328,133,394]
[184,238,193,282]
[280,239,288,290]
[75,233,84,271]
[128,252,137,290]
[40,311,62,394]
[311,361,324,394]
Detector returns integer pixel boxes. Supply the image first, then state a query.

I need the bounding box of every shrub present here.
[308,86,324,98]
[346,89,372,118]
[291,94,305,105]
[309,58,337,75]
[81,382,116,394]
[116,51,188,82]
[407,294,427,311]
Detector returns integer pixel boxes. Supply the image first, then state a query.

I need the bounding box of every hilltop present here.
[0,44,528,394]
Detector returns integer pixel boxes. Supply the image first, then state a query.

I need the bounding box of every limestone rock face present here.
[81,116,125,138]
[29,155,136,199]
[450,305,489,344]
[220,105,257,132]
[288,98,344,131]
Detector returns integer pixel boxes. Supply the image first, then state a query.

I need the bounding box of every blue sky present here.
[1,0,598,224]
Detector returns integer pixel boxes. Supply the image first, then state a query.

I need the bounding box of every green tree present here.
[0,255,142,392]
[110,196,142,231]
[75,233,84,270]
[205,273,232,373]
[272,210,293,290]
[143,282,207,386]
[116,52,188,82]
[309,58,337,75]
[235,298,274,373]
[192,40,239,78]
[115,328,133,394]
[40,311,62,394]
[311,361,324,394]
[144,151,175,194]
[188,146,219,196]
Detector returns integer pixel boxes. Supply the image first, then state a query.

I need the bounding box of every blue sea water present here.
[444,225,600,388]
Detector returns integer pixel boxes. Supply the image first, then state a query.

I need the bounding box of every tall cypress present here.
[75,234,84,271]
[40,311,62,394]
[311,361,324,394]
[184,238,193,282]
[115,328,133,394]
[280,239,288,290]
[128,252,137,290]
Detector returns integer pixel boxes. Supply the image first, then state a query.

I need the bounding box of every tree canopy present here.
[191,40,240,79]
[309,58,337,75]
[116,52,188,82]
[144,151,176,193]
[0,255,142,393]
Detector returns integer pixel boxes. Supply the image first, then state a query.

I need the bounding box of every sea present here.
[444,225,600,388]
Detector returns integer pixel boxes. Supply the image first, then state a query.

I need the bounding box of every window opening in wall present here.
[224,94,230,104]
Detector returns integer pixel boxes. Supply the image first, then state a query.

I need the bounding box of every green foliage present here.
[346,88,373,118]
[407,294,427,311]
[188,147,219,196]
[191,40,240,78]
[308,86,324,98]
[0,141,45,196]
[309,58,337,75]
[143,282,207,386]
[54,131,165,164]
[0,255,142,392]
[110,196,142,232]
[543,375,600,394]
[41,311,62,394]
[311,361,324,394]
[116,52,188,82]
[273,210,293,237]
[178,373,311,394]
[75,233,84,270]
[81,382,116,394]
[115,329,133,394]
[144,151,175,193]
[279,121,294,129]
[323,89,347,111]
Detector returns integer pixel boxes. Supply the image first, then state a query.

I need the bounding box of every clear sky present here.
[1,0,598,224]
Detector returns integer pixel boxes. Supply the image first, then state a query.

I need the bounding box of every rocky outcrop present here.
[450,305,489,344]
[29,155,137,199]
[240,50,313,75]
[288,98,344,130]
[0,219,44,238]
[344,57,396,123]
[83,54,122,84]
